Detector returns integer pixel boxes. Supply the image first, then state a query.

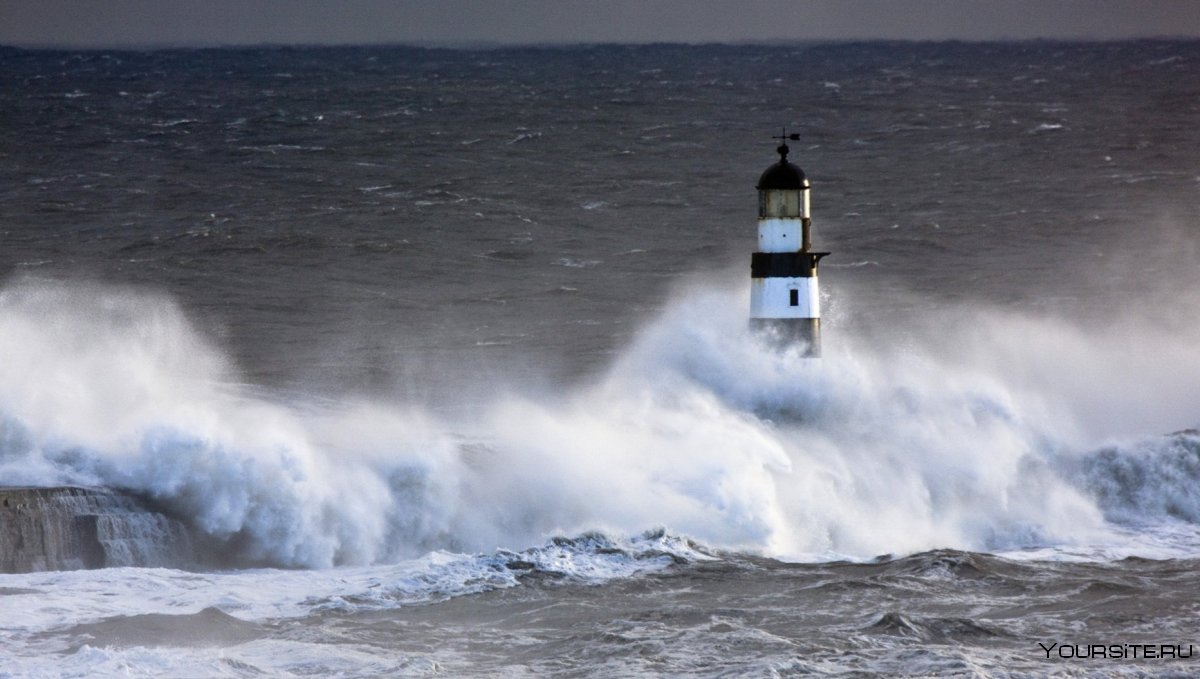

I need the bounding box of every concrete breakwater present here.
[0,486,195,573]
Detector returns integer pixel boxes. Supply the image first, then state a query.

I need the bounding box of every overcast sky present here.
[3,0,1199,48]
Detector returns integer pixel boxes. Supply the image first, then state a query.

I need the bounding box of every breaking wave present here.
[1,277,1198,568]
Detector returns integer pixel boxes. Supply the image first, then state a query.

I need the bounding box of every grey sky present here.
[2,0,1199,48]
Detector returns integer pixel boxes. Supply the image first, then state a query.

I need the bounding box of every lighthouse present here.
[750,133,828,356]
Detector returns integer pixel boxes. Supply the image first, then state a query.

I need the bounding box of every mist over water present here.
[3,273,1198,569]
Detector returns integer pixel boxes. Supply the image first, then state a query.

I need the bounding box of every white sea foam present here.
[1,277,1199,570]
[0,531,700,640]
[0,530,702,675]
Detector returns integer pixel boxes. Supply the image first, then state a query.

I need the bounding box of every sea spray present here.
[589,286,1112,557]
[0,278,469,567]
[1,277,1199,567]
[1072,431,1200,524]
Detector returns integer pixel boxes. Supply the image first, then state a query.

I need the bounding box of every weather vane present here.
[772,128,802,160]
[772,128,802,143]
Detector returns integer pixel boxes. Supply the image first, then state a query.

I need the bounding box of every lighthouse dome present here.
[756,143,809,190]
[757,161,808,190]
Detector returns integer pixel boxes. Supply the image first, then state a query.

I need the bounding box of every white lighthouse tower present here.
[750,132,828,356]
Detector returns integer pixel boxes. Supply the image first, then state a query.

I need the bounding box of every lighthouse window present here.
[789,289,799,306]
[760,190,802,219]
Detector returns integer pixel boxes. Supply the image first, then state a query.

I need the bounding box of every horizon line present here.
[4,34,1198,53]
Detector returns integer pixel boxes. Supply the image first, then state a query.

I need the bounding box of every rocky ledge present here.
[0,486,195,573]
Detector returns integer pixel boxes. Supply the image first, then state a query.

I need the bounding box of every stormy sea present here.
[1,40,1199,677]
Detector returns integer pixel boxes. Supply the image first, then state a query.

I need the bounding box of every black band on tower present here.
[751,252,829,278]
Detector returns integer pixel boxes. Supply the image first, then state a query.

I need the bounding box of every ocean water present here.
[1,40,1199,676]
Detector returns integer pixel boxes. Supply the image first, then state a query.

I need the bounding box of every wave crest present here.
[2,278,1199,567]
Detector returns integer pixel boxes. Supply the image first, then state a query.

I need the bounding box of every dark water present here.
[327,550,1200,676]
[2,41,1200,676]
[4,42,1196,394]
